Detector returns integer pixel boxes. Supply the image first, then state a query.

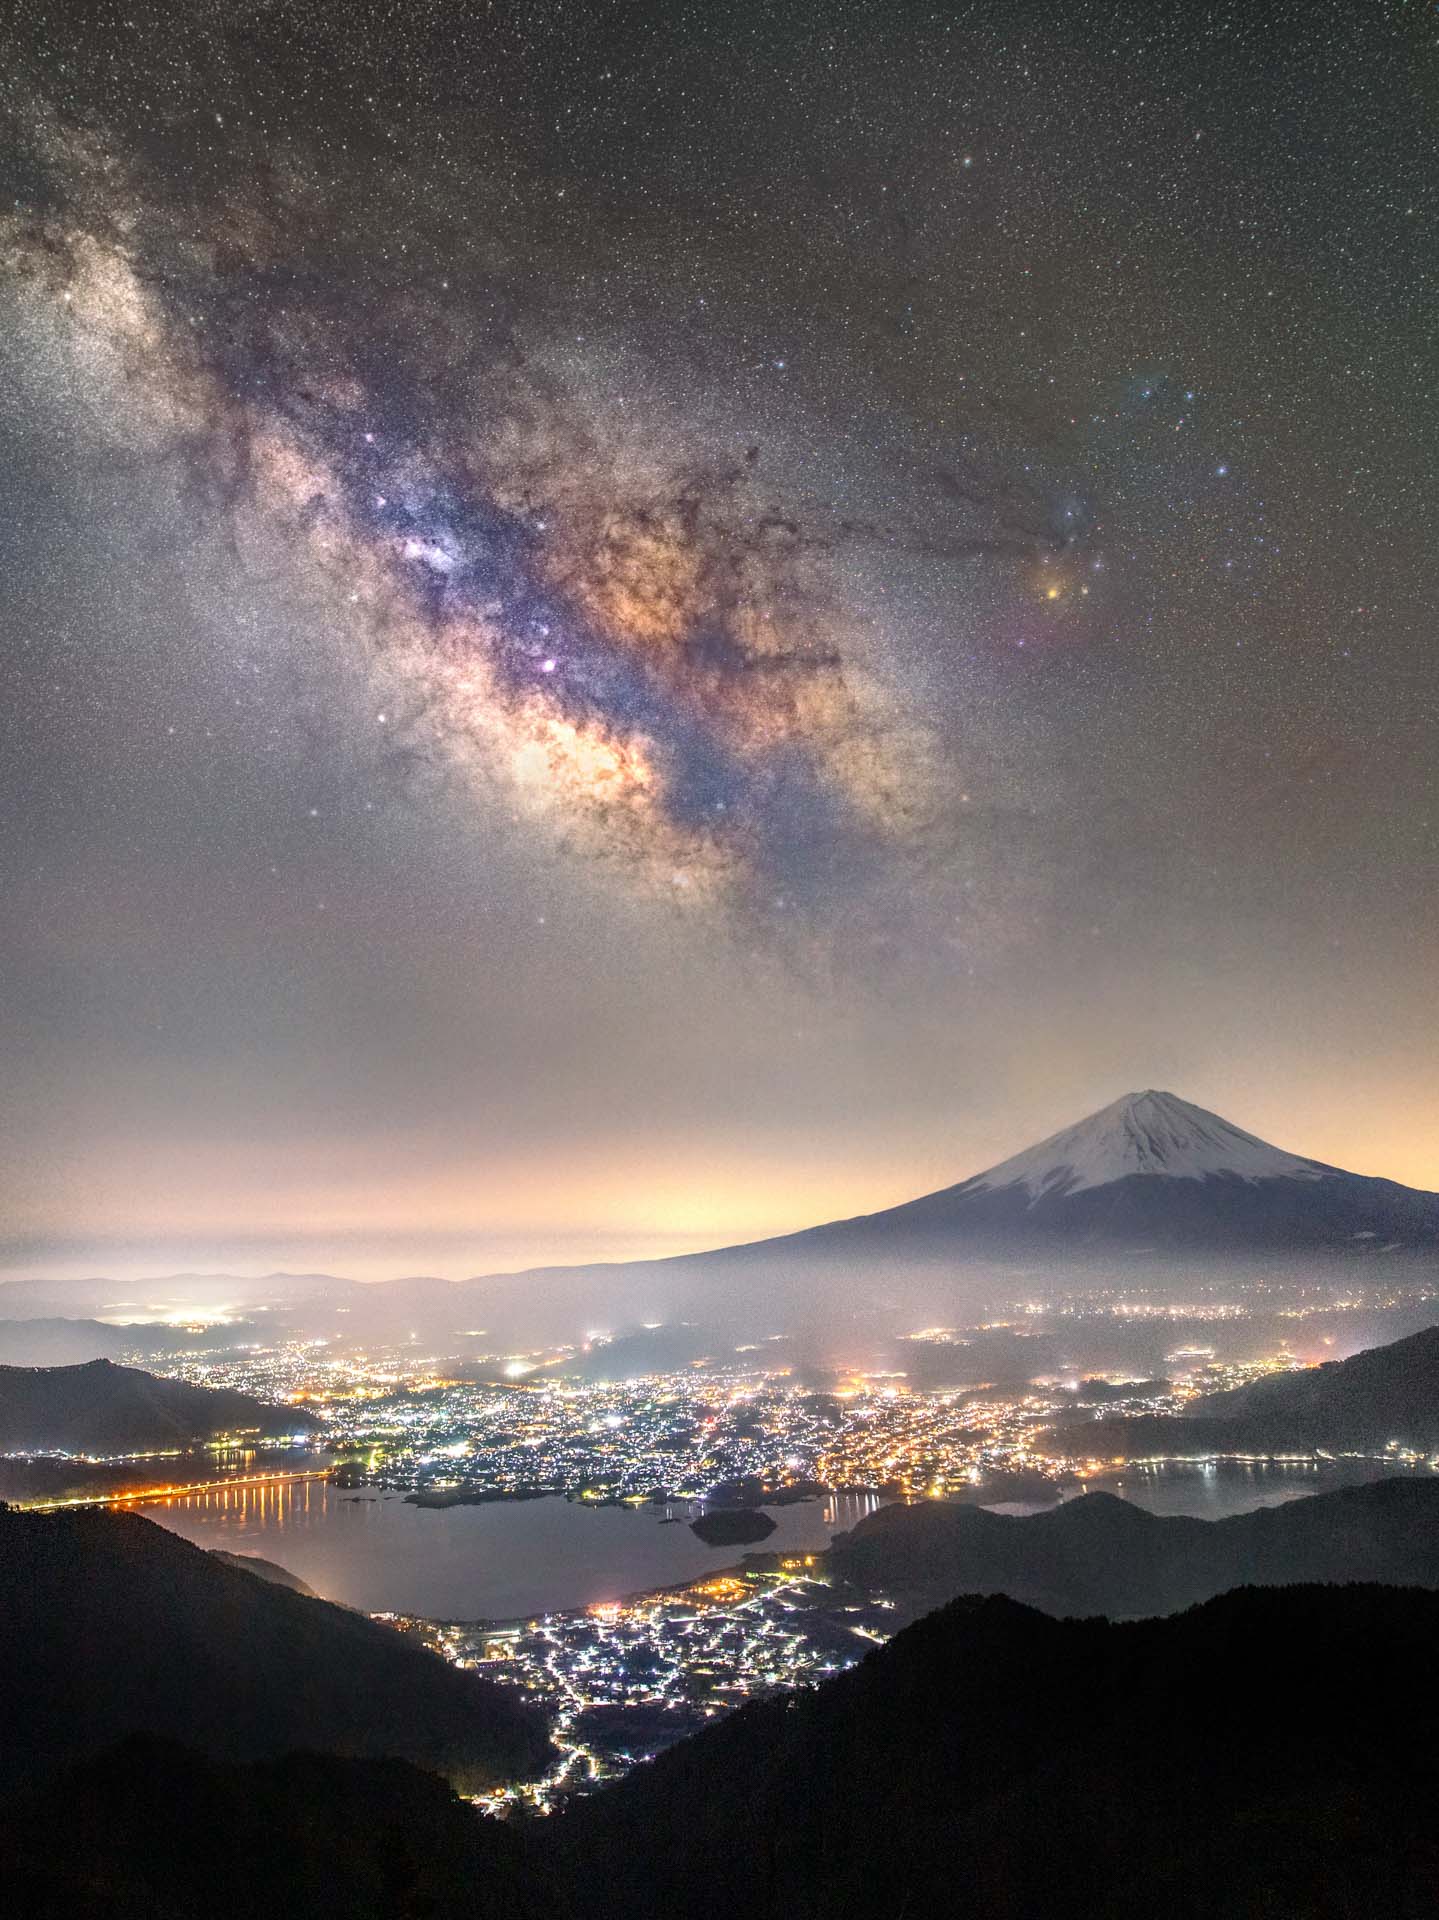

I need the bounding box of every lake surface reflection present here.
[140,1460,1430,1617]
[1080,1457,1435,1519]
[139,1482,884,1618]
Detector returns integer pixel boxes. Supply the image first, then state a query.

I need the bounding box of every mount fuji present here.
[750,1089,1439,1258]
[421,1089,1439,1342]
[4,1092,1435,1347]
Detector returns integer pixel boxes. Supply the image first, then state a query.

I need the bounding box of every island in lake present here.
[689,1508,778,1547]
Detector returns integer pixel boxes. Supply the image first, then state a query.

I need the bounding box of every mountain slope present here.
[473,1089,1439,1296]
[961,1088,1330,1193]
[1,1742,555,1920]
[0,1318,196,1367]
[11,1582,1439,1919]
[0,1357,321,1452]
[1048,1322,1439,1457]
[750,1088,1439,1255]
[828,1476,1439,1618]
[210,1549,317,1595]
[426,1089,1439,1340]
[7,1096,1434,1349]
[556,1583,1439,1919]
[1194,1320,1439,1434]
[0,1506,551,1793]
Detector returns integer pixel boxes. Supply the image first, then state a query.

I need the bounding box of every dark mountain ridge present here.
[0,1357,321,1453]
[1047,1321,1439,1458]
[1,1741,552,1920]
[0,1317,201,1367]
[0,1505,550,1794]
[829,1475,1439,1618]
[209,1549,317,1594]
[1198,1319,1439,1432]
[557,1582,1439,1919]
[5,1510,1439,1916]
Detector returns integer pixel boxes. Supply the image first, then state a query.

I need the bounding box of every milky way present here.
[3,117,941,912]
[2,0,1435,1274]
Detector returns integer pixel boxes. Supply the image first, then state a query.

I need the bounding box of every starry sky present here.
[1,0,1435,1282]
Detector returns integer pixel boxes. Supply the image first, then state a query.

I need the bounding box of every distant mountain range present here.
[0,1317,204,1367]
[0,1270,363,1329]
[3,1093,1436,1344]
[0,1358,321,1454]
[828,1476,1439,1618]
[0,1506,550,1796]
[1047,1321,1439,1457]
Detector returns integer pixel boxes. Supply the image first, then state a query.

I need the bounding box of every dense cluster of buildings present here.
[391,1557,897,1807]
[149,1334,1308,1504]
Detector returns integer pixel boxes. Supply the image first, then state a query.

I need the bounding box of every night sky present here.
[2,0,1435,1280]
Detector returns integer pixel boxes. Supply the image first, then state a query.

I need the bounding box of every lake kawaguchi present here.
[137,1482,887,1618]
[136,1456,1429,1619]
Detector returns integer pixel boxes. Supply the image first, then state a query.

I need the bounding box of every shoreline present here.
[19,1467,334,1513]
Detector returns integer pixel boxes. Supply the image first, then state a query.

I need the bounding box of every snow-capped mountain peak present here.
[964,1090,1328,1201]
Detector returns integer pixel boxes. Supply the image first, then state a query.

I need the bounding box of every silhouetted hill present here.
[210,1549,317,1595]
[1049,1323,1439,1457]
[829,1477,1439,1617]
[0,1506,551,1794]
[689,1507,777,1546]
[1,1740,557,1920]
[8,1552,1439,1917]
[0,1357,321,1452]
[556,1583,1439,1919]
[0,1317,195,1366]
[0,1452,203,1504]
[1196,1322,1439,1438]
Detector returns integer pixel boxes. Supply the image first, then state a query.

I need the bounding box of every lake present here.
[983,1457,1435,1521]
[1080,1456,1437,1518]
[138,1481,885,1617]
[140,1459,1430,1617]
